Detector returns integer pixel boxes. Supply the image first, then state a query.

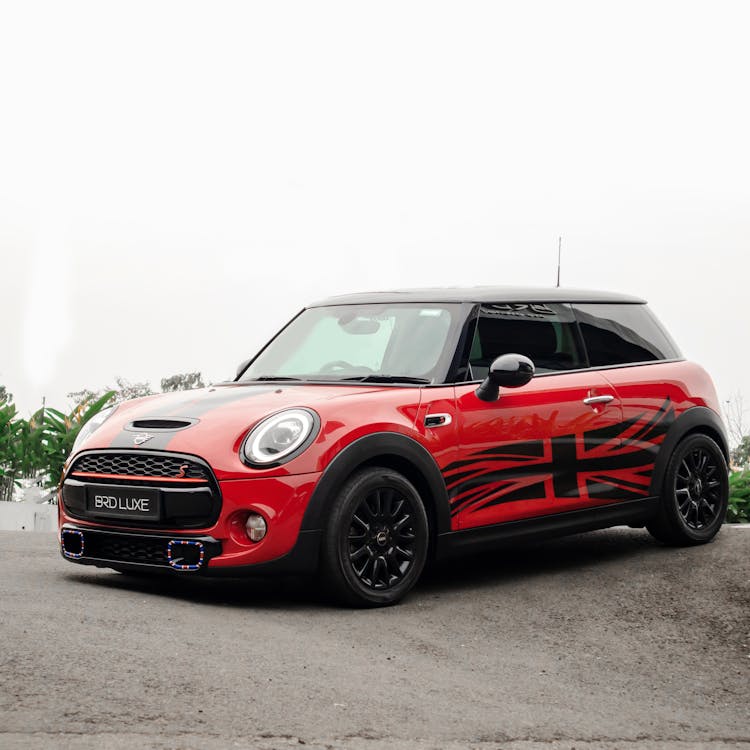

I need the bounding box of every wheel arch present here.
[300,432,451,552]
[649,406,729,496]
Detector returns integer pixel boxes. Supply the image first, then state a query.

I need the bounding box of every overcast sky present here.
[1,1,748,422]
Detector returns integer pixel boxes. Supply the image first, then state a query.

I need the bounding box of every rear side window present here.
[573,304,681,367]
[468,303,586,378]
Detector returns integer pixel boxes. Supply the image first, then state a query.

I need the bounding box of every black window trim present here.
[445,304,481,383]
[449,300,685,385]
[448,357,687,387]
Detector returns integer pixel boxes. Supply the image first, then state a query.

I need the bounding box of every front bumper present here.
[60,525,223,571]
[58,472,323,575]
[59,523,322,576]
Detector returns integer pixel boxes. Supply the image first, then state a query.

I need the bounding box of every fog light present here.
[245,513,267,542]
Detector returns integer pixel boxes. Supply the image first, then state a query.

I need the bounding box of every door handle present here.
[583,395,615,406]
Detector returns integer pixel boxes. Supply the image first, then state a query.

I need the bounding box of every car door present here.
[572,302,686,491]
[448,302,625,530]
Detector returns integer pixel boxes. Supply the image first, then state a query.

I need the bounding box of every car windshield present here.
[240,303,463,384]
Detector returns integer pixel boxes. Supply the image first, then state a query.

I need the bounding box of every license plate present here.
[86,486,161,521]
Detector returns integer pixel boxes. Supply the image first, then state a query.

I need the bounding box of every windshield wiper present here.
[247,376,303,381]
[340,375,431,385]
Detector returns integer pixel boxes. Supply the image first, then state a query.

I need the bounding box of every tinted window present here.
[468,303,586,378]
[573,304,681,367]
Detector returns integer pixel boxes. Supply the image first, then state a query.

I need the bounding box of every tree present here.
[68,371,205,407]
[160,372,205,392]
[724,392,748,448]
[731,435,750,469]
[66,387,99,406]
[112,376,153,401]
[724,392,749,469]
[68,376,153,408]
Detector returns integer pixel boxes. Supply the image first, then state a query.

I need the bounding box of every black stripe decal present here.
[444,398,675,517]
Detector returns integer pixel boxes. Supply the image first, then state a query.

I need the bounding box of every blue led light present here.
[167,539,205,571]
[61,529,85,559]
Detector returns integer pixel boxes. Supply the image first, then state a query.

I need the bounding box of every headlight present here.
[241,408,319,466]
[70,405,117,456]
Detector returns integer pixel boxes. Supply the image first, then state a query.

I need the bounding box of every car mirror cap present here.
[475,354,535,402]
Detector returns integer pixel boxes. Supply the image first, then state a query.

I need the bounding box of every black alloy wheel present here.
[675,446,723,530]
[647,433,729,546]
[348,486,418,590]
[321,467,429,607]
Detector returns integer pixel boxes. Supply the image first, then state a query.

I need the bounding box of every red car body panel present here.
[59,383,428,568]
[444,361,719,530]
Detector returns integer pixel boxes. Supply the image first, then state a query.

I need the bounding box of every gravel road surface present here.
[1,527,748,750]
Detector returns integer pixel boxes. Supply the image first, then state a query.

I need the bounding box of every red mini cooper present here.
[59,287,730,606]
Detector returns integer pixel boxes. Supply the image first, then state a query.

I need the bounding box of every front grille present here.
[71,452,209,481]
[62,450,221,530]
[87,531,169,566]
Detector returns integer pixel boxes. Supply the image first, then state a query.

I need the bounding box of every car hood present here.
[73,382,413,477]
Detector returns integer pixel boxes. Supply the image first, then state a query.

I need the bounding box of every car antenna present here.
[556,236,562,287]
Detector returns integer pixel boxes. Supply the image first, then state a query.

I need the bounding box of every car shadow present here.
[61,527,663,610]
[419,526,658,595]
[62,564,323,610]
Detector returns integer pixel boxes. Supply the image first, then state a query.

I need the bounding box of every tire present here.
[319,467,429,607]
[647,433,729,546]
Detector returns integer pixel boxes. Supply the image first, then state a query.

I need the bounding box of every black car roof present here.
[309,286,646,307]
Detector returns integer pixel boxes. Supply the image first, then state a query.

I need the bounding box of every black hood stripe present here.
[135,385,278,419]
[108,431,177,451]
[107,385,278,449]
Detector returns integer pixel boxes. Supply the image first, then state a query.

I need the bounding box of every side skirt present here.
[435,496,659,559]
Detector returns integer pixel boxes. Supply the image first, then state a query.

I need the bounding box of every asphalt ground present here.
[0,527,748,750]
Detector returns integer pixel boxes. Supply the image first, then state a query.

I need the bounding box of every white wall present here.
[0,502,57,532]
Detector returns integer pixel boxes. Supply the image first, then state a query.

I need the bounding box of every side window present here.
[468,303,586,378]
[573,304,681,367]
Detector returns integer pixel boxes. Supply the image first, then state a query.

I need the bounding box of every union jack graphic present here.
[444,398,675,520]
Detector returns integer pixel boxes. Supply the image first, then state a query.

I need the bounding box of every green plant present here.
[727,470,750,523]
[0,394,22,501]
[42,391,115,487]
[0,397,49,499]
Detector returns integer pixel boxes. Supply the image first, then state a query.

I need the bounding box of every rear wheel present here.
[647,433,728,546]
[320,467,429,607]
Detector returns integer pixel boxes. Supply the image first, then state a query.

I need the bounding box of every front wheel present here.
[320,467,429,607]
[647,433,729,546]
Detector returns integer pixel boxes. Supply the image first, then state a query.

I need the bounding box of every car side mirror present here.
[475,354,535,402]
[235,358,251,380]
